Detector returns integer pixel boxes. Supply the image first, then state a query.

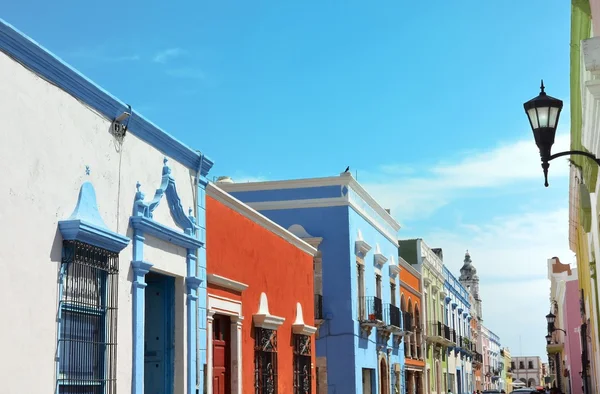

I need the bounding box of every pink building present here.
[548,257,582,394]
[564,279,583,394]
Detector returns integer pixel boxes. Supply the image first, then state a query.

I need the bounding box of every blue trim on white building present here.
[130,159,205,394]
[0,19,213,175]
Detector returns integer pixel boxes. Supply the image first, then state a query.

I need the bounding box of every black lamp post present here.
[524,80,600,186]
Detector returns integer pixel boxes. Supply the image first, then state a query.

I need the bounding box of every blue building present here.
[218,172,405,393]
[443,265,473,394]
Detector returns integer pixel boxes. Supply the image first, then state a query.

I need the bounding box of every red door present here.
[213,315,231,394]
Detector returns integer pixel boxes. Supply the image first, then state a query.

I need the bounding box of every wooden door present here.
[212,315,231,394]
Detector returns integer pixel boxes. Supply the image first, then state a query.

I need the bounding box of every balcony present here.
[473,351,483,366]
[427,321,452,345]
[314,294,323,322]
[383,303,402,332]
[360,296,384,331]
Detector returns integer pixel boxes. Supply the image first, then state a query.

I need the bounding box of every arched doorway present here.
[379,357,389,394]
[527,378,536,387]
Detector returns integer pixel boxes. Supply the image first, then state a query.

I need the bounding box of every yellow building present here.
[570,1,600,392]
[502,348,512,393]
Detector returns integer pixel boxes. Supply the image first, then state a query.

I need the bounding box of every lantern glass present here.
[546,334,552,345]
[546,312,556,325]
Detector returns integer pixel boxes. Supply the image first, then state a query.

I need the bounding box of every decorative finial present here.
[136,181,141,192]
[540,79,546,94]
[188,207,193,216]
[162,157,172,176]
[85,165,90,176]
[163,157,168,165]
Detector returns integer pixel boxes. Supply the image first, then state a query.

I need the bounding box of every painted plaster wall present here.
[400,264,425,371]
[246,205,359,392]
[205,196,316,393]
[565,280,584,393]
[0,49,200,393]
[348,208,403,392]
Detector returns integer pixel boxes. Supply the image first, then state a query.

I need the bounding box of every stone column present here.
[206,311,215,394]
[230,316,244,393]
[411,371,416,394]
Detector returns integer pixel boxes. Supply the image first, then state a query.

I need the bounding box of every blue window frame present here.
[57,240,118,394]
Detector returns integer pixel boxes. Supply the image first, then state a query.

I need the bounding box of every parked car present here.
[509,389,539,394]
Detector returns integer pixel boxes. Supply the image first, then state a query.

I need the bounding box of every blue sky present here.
[3,1,571,358]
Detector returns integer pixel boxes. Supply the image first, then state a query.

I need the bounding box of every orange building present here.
[205,183,318,394]
[399,257,426,394]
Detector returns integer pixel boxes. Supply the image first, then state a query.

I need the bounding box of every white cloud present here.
[153,48,185,63]
[362,132,570,220]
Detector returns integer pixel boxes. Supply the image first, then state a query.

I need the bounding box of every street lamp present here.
[524,80,600,186]
[546,334,552,345]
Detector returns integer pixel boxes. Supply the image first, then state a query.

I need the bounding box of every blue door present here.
[144,273,175,394]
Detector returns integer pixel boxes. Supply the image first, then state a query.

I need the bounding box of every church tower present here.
[459,250,482,321]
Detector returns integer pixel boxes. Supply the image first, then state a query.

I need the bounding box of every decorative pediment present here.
[457,308,463,314]
[388,255,401,277]
[253,292,285,330]
[292,302,317,336]
[59,181,130,252]
[373,244,388,268]
[355,229,372,257]
[132,158,198,236]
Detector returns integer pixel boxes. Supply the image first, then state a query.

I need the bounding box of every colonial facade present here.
[443,266,473,394]
[570,1,600,392]
[205,183,318,394]
[511,356,543,388]
[458,251,484,392]
[502,348,513,392]
[0,19,212,394]
[547,257,583,394]
[217,173,404,393]
[400,239,447,394]
[399,256,425,394]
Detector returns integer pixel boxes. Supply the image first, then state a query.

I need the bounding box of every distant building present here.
[400,239,447,394]
[511,356,543,387]
[443,265,474,393]
[399,256,425,394]
[459,251,484,391]
[547,257,583,394]
[502,348,513,392]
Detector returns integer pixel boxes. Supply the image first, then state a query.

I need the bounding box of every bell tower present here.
[459,250,482,320]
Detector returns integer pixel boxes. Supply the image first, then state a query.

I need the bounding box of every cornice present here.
[207,183,317,257]
[217,173,401,242]
[207,274,248,292]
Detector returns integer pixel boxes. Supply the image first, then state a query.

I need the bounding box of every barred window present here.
[293,335,311,394]
[255,327,278,394]
[58,240,119,394]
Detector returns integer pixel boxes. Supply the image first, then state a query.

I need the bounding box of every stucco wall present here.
[565,280,584,393]
[348,208,402,392]
[0,50,198,393]
[205,196,316,394]
[243,205,363,392]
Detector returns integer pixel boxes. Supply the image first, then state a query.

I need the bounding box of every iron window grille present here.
[57,240,119,394]
[255,327,278,394]
[293,335,312,394]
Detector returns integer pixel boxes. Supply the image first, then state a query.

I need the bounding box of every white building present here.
[0,20,213,394]
[511,356,544,388]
